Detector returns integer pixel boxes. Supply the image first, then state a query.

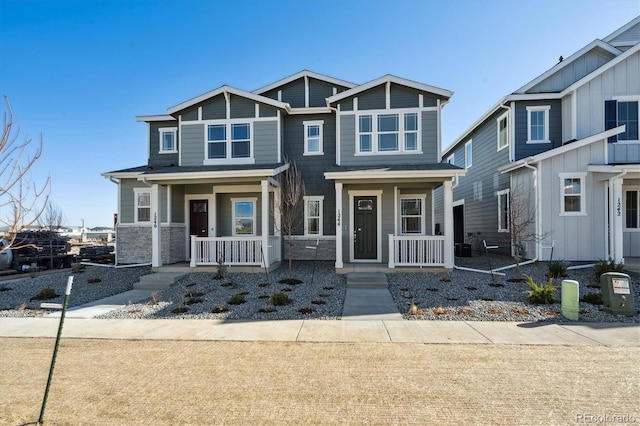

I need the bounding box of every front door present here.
[190,200,208,237]
[354,196,377,260]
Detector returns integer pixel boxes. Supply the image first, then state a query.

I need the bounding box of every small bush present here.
[278,278,302,285]
[547,260,568,279]
[426,287,439,292]
[87,277,102,283]
[487,309,503,315]
[408,301,423,316]
[595,258,624,280]
[259,307,276,313]
[30,287,59,301]
[228,294,246,305]
[212,305,229,314]
[489,282,505,288]
[581,292,603,305]
[457,308,474,316]
[258,282,269,288]
[171,306,188,314]
[466,286,477,291]
[433,306,451,315]
[185,297,204,305]
[0,285,12,292]
[511,306,530,315]
[271,292,290,306]
[148,292,160,305]
[299,307,314,314]
[525,276,557,304]
[311,299,326,305]
[213,258,228,280]
[72,264,86,273]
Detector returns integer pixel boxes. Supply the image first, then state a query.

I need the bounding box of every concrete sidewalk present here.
[1,316,638,345]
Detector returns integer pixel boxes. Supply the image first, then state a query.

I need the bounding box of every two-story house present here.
[437,16,640,264]
[103,71,463,271]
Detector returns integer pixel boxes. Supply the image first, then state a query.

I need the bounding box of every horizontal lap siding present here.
[181,124,204,166]
[149,121,179,167]
[514,100,562,160]
[120,180,168,223]
[253,120,278,164]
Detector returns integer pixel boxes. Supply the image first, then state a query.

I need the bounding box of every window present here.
[626,190,639,229]
[159,127,177,153]
[304,196,324,235]
[447,154,457,186]
[206,122,251,161]
[465,140,472,169]
[399,196,425,234]
[357,111,420,154]
[134,189,151,223]
[526,105,550,143]
[497,113,509,151]
[560,173,586,216]
[497,189,510,232]
[304,121,324,155]
[232,199,256,236]
[618,101,639,141]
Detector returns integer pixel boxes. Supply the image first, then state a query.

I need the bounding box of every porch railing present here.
[190,236,281,267]
[388,234,445,268]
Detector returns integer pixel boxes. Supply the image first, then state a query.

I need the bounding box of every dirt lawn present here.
[1,338,638,425]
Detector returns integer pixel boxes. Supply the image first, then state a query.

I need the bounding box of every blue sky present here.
[1,0,638,228]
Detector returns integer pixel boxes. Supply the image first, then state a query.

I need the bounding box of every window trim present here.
[303,195,324,236]
[497,189,510,233]
[356,109,422,155]
[447,153,458,186]
[624,187,640,231]
[464,140,473,169]
[496,112,509,152]
[526,105,551,144]
[133,188,151,224]
[613,96,639,143]
[231,198,257,236]
[399,194,426,236]
[204,120,254,165]
[158,127,178,154]
[303,120,324,156]
[559,172,587,216]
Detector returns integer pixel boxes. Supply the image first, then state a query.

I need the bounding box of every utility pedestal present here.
[600,272,635,316]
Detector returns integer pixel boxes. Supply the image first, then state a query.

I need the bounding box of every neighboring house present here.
[436,16,640,264]
[103,71,463,271]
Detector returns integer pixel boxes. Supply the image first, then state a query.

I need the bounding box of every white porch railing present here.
[388,234,445,268]
[190,236,281,267]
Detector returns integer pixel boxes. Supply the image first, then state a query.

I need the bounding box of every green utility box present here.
[600,272,635,316]
[561,279,579,321]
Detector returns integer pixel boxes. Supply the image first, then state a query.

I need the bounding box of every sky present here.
[1,0,638,228]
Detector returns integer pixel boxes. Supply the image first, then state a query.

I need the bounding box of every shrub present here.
[581,292,603,305]
[278,278,302,285]
[594,258,624,280]
[407,301,423,316]
[547,260,568,279]
[87,277,102,283]
[213,258,228,280]
[298,307,314,314]
[171,306,188,314]
[148,292,160,305]
[525,276,557,304]
[228,294,246,305]
[30,287,59,301]
[271,292,290,306]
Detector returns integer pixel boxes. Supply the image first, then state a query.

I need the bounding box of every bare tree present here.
[0,97,50,248]
[38,200,66,232]
[277,159,305,278]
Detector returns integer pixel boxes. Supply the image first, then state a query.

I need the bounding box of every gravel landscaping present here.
[0,258,638,323]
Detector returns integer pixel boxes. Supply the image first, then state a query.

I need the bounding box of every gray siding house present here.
[103,71,463,271]
[437,16,640,264]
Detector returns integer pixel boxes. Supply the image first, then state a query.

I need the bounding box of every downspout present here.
[608,168,628,261]
[522,161,540,263]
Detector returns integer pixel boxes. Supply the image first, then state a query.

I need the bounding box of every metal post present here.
[38,276,73,426]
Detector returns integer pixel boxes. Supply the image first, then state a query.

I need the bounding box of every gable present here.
[604,17,640,51]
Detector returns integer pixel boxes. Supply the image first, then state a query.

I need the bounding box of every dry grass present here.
[0,338,638,425]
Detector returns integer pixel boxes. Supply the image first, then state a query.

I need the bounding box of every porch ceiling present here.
[324,163,464,183]
[128,163,289,185]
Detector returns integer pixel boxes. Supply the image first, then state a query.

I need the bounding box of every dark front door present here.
[453,204,464,244]
[190,200,208,237]
[354,196,377,260]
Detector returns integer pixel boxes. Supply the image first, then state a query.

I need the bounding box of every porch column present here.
[261,180,270,268]
[443,180,453,269]
[612,178,624,264]
[150,183,162,267]
[335,182,343,268]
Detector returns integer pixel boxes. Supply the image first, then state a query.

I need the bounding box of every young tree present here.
[38,200,66,232]
[277,159,305,278]
[0,97,50,248]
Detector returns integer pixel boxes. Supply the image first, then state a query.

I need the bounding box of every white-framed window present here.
[559,173,586,216]
[497,112,509,151]
[134,188,151,223]
[497,189,510,232]
[618,101,639,142]
[303,120,324,155]
[206,122,252,162]
[399,195,425,235]
[357,110,421,154]
[526,105,550,143]
[625,189,639,230]
[304,196,324,236]
[465,140,473,169]
[232,198,256,236]
[447,153,458,186]
[158,127,177,153]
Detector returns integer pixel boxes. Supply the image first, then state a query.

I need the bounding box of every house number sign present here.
[616,197,621,217]
[153,212,158,228]
[337,209,341,226]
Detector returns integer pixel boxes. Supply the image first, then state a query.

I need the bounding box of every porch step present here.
[346,272,388,289]
[134,272,186,290]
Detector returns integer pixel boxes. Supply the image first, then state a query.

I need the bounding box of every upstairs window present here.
[526,105,550,143]
[206,122,252,162]
[159,127,177,153]
[357,111,421,154]
[304,121,324,155]
[606,99,639,142]
[560,173,586,216]
[134,189,151,223]
[304,196,324,236]
[465,140,473,169]
[497,112,509,151]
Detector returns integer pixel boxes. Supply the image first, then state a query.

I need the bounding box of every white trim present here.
[436,98,442,162]
[452,198,464,208]
[136,115,176,122]
[287,107,333,115]
[303,195,324,236]
[356,110,422,155]
[612,96,640,143]
[603,16,640,43]
[496,111,509,152]
[158,127,178,154]
[348,190,383,263]
[137,164,290,182]
[203,120,254,165]
[133,188,151,224]
[327,74,452,104]
[526,105,551,144]
[303,120,324,156]
[184,194,215,259]
[252,70,357,95]
[231,198,258,236]
[304,75,309,108]
[168,85,289,115]
[398,194,426,236]
[385,81,390,109]
[559,172,587,216]
[336,104,341,165]
[178,115,182,166]
[464,140,473,169]
[277,110,282,163]
[623,186,640,232]
[497,189,510,233]
[324,168,465,181]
